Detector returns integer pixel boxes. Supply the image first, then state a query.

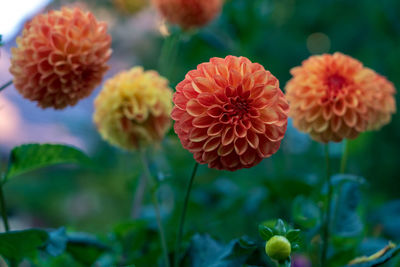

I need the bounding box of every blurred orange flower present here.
[9,7,112,109]
[285,52,396,143]
[94,67,172,150]
[172,56,289,171]
[152,0,223,29]
[364,73,396,130]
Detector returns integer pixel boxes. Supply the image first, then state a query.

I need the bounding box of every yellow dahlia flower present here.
[94,67,173,150]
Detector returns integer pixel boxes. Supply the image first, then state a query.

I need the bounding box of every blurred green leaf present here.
[274,219,287,236]
[6,144,90,181]
[372,200,400,240]
[0,229,48,261]
[46,228,67,257]
[292,196,321,229]
[182,234,256,267]
[66,233,109,266]
[331,178,363,238]
[258,225,273,241]
[286,229,300,243]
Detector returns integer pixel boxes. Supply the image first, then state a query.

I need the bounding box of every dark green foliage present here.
[6,144,90,181]
[0,229,48,261]
[182,234,256,267]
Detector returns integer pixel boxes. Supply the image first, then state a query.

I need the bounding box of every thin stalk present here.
[174,162,199,267]
[321,144,332,266]
[0,185,10,232]
[131,173,147,218]
[158,32,181,79]
[0,80,13,92]
[340,139,349,174]
[139,150,170,267]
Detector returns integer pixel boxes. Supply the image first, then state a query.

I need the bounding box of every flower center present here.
[326,74,347,92]
[322,73,348,103]
[220,96,251,124]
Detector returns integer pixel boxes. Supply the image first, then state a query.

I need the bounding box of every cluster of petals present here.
[9,7,112,109]
[286,53,396,143]
[94,67,173,150]
[152,0,223,29]
[172,56,289,171]
[114,0,148,14]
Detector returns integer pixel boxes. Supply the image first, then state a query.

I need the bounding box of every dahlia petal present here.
[242,74,255,91]
[221,151,240,169]
[250,118,266,133]
[189,127,209,142]
[229,69,242,87]
[182,83,199,99]
[186,99,206,116]
[207,105,223,118]
[305,105,321,122]
[221,126,235,145]
[207,123,224,136]
[216,64,229,80]
[240,148,257,165]
[202,150,218,162]
[265,126,282,141]
[333,99,346,116]
[343,109,357,127]
[192,77,214,93]
[217,144,234,156]
[197,92,217,106]
[203,137,221,152]
[250,84,265,99]
[312,115,330,133]
[192,115,215,128]
[214,75,228,89]
[234,123,247,138]
[246,131,259,149]
[253,70,269,84]
[259,108,279,124]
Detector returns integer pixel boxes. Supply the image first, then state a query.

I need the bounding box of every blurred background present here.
[0,0,399,266]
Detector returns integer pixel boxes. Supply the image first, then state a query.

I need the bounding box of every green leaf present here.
[331,179,363,238]
[66,233,109,266]
[292,195,321,229]
[285,229,300,243]
[46,228,67,257]
[274,219,286,236]
[182,234,256,267]
[6,144,90,181]
[258,225,273,241]
[278,257,291,267]
[0,229,49,261]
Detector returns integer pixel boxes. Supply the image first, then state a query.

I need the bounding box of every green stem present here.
[0,80,12,92]
[140,150,170,267]
[174,162,199,267]
[340,139,349,174]
[321,144,332,266]
[0,184,10,232]
[158,31,181,79]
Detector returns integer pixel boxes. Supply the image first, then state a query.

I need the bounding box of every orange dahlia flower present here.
[285,52,396,143]
[94,67,173,150]
[9,7,112,109]
[172,56,289,171]
[364,73,396,130]
[152,0,223,29]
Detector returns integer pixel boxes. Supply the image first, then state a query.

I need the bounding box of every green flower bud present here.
[265,235,291,261]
